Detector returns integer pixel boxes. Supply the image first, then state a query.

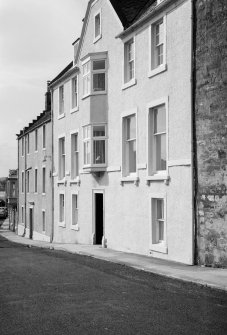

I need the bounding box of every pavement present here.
[1,219,227,292]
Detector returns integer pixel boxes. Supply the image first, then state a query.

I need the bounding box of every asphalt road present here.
[0,235,227,335]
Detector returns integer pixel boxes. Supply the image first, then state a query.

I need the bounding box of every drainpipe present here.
[23,130,27,237]
[191,0,197,265]
[16,138,19,234]
[50,86,54,243]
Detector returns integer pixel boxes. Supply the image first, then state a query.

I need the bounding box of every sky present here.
[0,0,88,177]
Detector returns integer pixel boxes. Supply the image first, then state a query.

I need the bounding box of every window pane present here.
[155,134,166,170]
[157,199,164,219]
[158,220,164,241]
[93,140,105,164]
[93,60,105,70]
[126,115,136,140]
[95,13,101,38]
[128,140,136,173]
[93,73,105,91]
[72,195,78,226]
[154,106,166,133]
[93,125,105,137]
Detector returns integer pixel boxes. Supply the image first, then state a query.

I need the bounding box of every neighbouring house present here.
[17,85,53,242]
[49,0,194,264]
[194,0,227,267]
[6,169,18,231]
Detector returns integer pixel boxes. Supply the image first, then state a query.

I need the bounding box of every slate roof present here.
[109,0,157,29]
[17,111,51,138]
[49,61,74,86]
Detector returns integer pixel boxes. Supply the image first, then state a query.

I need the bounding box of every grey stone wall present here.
[195,0,227,267]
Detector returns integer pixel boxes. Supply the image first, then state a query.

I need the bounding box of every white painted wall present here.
[52,0,193,264]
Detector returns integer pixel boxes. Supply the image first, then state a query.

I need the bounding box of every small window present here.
[71,133,79,179]
[94,11,101,41]
[35,129,38,151]
[124,38,135,84]
[42,210,46,232]
[22,172,24,193]
[43,125,46,149]
[59,193,65,224]
[72,76,78,110]
[151,197,167,253]
[59,137,66,180]
[122,115,136,177]
[83,124,107,167]
[42,167,46,194]
[59,85,64,116]
[71,194,78,228]
[22,137,24,156]
[27,171,30,193]
[27,134,30,154]
[21,206,24,223]
[150,18,166,74]
[34,169,38,193]
[148,104,166,175]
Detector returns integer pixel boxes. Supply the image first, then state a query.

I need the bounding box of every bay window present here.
[82,54,107,97]
[83,124,107,168]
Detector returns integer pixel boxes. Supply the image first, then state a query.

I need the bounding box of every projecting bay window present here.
[122,114,137,178]
[83,124,107,170]
[149,16,166,77]
[148,100,167,180]
[58,137,66,180]
[82,54,107,97]
[150,196,167,254]
[71,133,79,180]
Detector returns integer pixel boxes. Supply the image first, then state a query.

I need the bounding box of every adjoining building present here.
[6,169,18,231]
[17,86,53,242]
[49,0,194,264]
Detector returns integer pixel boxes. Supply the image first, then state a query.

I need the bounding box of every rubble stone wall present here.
[195,0,227,267]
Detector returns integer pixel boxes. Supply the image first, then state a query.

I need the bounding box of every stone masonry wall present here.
[195,0,227,267]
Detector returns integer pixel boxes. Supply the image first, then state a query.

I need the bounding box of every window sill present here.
[148,64,167,78]
[122,78,137,91]
[71,224,79,231]
[35,150,38,154]
[58,222,66,228]
[69,178,81,186]
[42,147,46,151]
[70,107,79,114]
[147,173,170,185]
[57,179,66,186]
[93,34,102,44]
[150,243,168,254]
[58,113,65,120]
[120,176,139,186]
[82,92,107,100]
[42,193,46,196]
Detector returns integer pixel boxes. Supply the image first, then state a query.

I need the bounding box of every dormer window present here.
[82,53,107,98]
[94,10,101,43]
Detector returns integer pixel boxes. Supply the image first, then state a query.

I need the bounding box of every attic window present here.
[94,10,101,42]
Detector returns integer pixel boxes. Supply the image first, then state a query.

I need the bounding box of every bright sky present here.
[0,0,88,177]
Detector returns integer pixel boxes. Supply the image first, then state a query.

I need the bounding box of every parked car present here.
[0,207,7,219]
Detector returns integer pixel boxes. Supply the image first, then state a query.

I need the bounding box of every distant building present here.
[6,169,18,231]
[17,86,52,241]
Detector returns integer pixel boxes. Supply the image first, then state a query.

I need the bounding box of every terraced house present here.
[49,0,194,264]
[17,87,52,242]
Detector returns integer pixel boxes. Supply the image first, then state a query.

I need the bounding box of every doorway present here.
[94,192,104,245]
[29,208,33,239]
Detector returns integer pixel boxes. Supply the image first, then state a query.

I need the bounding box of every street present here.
[0,234,227,335]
